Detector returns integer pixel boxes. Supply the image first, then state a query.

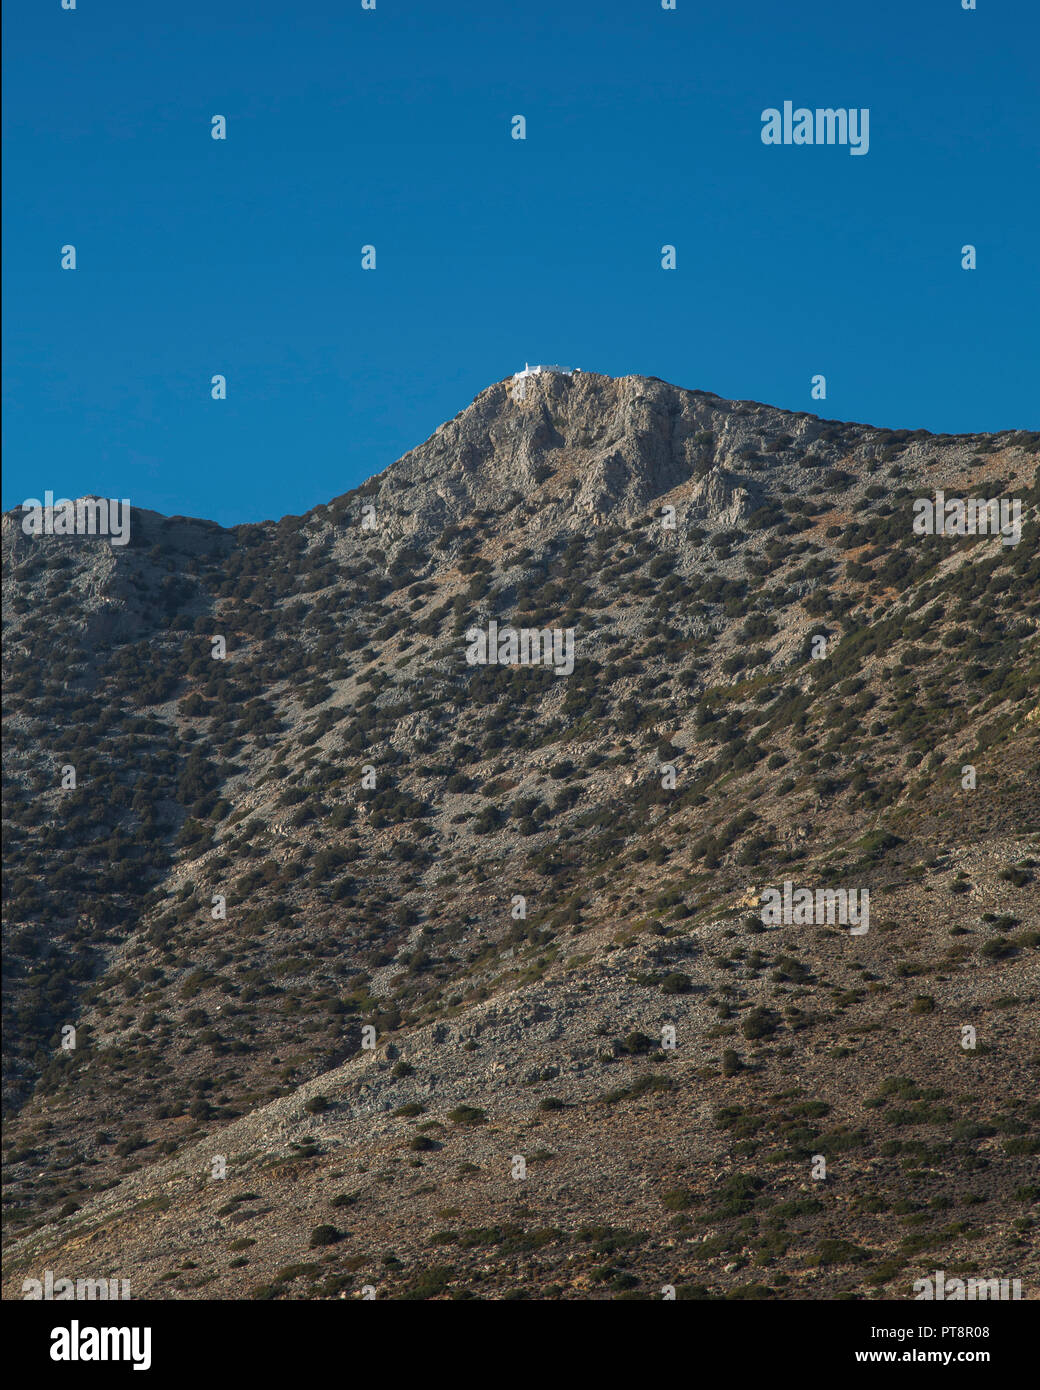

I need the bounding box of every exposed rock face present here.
[366,373,839,541]
[2,374,1039,1301]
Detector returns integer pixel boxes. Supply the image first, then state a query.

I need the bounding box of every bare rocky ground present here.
[4,846,1039,1301]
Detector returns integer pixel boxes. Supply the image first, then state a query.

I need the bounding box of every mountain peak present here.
[338,372,1018,556]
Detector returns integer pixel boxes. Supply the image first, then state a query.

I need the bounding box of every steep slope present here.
[3,372,1039,1299]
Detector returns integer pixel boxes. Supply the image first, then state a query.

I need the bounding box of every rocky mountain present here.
[3,370,1039,1300]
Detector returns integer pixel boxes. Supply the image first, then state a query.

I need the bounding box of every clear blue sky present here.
[3,0,1038,526]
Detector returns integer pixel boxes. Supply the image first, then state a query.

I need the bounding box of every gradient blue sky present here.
[4,0,1038,526]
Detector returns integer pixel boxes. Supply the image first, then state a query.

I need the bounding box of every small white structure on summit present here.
[512,362,580,399]
[514,362,580,378]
